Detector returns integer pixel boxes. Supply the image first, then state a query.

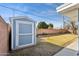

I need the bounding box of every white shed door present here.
[16,20,34,48]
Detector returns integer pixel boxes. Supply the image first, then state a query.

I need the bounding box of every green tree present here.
[48,23,53,29]
[37,22,48,29]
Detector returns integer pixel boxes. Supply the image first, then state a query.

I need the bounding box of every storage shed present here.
[0,16,9,55]
[10,16,36,50]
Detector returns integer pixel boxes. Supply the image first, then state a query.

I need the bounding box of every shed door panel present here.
[16,20,34,48]
[19,35,32,45]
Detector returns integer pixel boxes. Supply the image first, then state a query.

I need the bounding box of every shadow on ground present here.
[9,42,63,56]
[55,47,77,56]
[9,40,77,56]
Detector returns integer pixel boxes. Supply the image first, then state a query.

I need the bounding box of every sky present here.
[0,3,63,28]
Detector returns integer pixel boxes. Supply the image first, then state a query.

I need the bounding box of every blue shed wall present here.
[11,18,36,49]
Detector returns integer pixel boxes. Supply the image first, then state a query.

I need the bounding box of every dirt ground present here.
[9,34,76,56]
[9,39,63,56]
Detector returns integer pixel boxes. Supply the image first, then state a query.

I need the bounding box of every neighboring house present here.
[0,16,9,55]
[56,3,79,55]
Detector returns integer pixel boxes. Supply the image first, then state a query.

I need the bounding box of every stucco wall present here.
[0,18,9,55]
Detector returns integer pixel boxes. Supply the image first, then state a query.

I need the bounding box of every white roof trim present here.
[57,3,78,13]
[10,16,36,22]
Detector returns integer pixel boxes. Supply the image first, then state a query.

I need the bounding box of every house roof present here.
[56,3,79,13]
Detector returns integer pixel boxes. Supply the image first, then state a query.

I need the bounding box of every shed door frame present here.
[11,17,36,50]
[15,20,34,49]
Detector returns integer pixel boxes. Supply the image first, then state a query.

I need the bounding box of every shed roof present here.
[10,16,36,23]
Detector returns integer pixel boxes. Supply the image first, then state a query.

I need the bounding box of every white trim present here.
[15,20,35,48]
[10,16,35,22]
[56,3,71,11]
[16,20,33,24]
[31,22,35,45]
[12,43,34,50]
[16,22,19,47]
[77,8,79,55]
[35,22,37,45]
[57,3,78,13]
[19,33,32,35]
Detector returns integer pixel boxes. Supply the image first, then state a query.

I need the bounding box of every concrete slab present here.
[55,39,78,56]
